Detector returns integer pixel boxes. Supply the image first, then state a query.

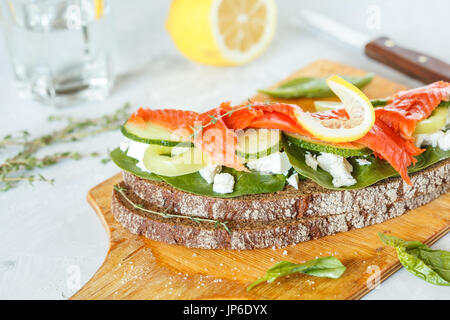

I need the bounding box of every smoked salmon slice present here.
[375,81,450,138]
[129,106,246,171]
[129,108,199,136]
[217,101,264,129]
[222,101,303,125]
[248,112,310,135]
[194,107,247,171]
[357,119,423,185]
[221,101,309,135]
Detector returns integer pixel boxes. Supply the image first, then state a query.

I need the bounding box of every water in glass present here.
[0,0,115,106]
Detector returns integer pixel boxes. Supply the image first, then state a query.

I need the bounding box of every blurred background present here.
[0,0,449,299]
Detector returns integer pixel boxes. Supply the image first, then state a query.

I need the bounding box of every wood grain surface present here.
[71,60,450,300]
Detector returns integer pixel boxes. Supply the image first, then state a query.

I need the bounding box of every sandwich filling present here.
[112,81,450,197]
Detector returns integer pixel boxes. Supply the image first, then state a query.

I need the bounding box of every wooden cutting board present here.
[72,60,450,300]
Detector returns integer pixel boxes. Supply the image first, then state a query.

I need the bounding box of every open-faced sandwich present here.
[110,76,450,250]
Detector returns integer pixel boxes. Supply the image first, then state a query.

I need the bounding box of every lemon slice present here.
[166,0,277,66]
[295,75,375,143]
[94,0,104,19]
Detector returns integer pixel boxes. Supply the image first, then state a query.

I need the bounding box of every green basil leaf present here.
[283,137,450,190]
[378,233,450,286]
[408,248,450,282]
[396,247,450,286]
[258,74,374,98]
[247,256,346,291]
[110,148,286,198]
[379,233,427,251]
[378,233,406,247]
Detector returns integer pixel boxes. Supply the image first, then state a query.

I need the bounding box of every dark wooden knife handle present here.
[365,36,450,83]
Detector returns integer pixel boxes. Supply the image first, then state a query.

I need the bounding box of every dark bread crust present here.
[111,179,449,250]
[122,158,450,222]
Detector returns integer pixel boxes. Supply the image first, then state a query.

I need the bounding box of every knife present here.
[299,9,450,83]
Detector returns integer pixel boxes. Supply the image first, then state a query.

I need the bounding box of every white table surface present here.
[0,0,448,300]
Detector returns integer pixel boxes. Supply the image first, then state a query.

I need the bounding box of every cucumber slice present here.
[284,132,372,157]
[370,99,389,107]
[122,122,193,147]
[414,106,449,134]
[236,129,281,159]
[142,144,209,177]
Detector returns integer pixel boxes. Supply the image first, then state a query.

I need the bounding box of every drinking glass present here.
[0,0,115,106]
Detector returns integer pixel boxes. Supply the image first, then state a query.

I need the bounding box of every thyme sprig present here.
[114,185,232,234]
[189,99,255,140]
[0,104,131,191]
[0,103,130,150]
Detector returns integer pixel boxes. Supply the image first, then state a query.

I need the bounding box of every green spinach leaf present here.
[258,74,373,98]
[159,167,286,198]
[379,233,450,286]
[247,256,346,291]
[110,148,287,198]
[283,137,450,190]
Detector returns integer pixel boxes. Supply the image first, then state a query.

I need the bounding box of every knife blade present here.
[299,9,450,83]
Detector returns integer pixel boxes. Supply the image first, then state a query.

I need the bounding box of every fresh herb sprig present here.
[247,256,346,291]
[189,99,255,140]
[0,103,130,150]
[378,232,450,286]
[0,104,131,191]
[114,185,232,234]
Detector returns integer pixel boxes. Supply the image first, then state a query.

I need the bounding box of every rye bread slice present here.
[111,179,449,250]
[122,158,450,222]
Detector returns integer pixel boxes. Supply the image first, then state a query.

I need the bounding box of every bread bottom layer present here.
[111,182,448,250]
